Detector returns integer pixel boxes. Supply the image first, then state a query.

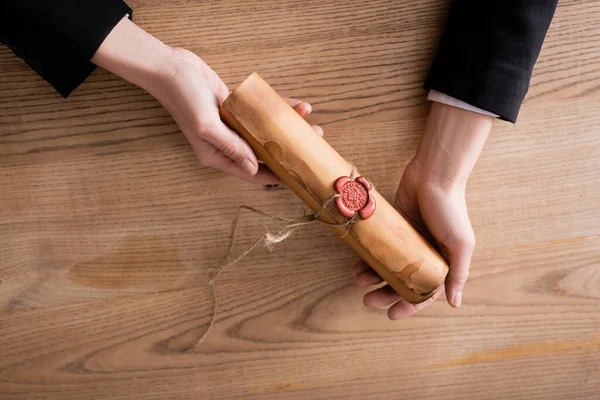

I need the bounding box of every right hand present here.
[152,48,323,184]
[353,103,493,319]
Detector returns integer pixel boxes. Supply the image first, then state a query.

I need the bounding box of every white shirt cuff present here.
[428,90,499,118]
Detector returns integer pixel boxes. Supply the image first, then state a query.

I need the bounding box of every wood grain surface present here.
[1,0,599,399]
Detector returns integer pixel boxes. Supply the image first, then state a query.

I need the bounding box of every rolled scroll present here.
[220,73,448,304]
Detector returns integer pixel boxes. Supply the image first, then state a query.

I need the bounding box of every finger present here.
[363,285,401,307]
[212,74,230,105]
[214,160,281,185]
[196,139,279,184]
[312,125,324,137]
[282,98,322,135]
[185,55,229,104]
[355,269,384,287]
[352,260,370,278]
[205,121,258,176]
[416,187,475,308]
[285,97,312,117]
[395,202,435,247]
[387,287,442,320]
[235,164,281,185]
[444,238,474,308]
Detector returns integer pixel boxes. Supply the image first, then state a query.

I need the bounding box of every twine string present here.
[195,167,360,347]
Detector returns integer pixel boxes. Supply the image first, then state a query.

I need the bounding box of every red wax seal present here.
[334,176,376,219]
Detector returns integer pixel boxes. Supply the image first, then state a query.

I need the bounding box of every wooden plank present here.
[1,0,599,399]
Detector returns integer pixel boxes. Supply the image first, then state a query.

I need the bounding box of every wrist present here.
[91,17,174,95]
[412,102,493,190]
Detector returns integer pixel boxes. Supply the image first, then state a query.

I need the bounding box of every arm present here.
[425,0,559,122]
[355,0,558,318]
[354,103,492,318]
[0,0,131,97]
[1,1,319,183]
[91,18,319,183]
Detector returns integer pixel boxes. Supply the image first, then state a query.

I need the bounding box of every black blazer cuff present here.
[424,53,528,123]
[1,0,132,98]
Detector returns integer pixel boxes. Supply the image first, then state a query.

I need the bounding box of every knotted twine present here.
[195,167,360,347]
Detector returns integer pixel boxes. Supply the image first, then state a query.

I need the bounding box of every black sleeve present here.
[424,0,559,122]
[0,0,132,98]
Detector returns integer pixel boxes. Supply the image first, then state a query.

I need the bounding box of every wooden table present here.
[1,1,599,399]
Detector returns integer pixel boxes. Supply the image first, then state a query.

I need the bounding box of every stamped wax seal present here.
[334,176,376,219]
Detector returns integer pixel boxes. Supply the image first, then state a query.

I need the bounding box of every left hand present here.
[91,18,323,184]
[148,47,321,184]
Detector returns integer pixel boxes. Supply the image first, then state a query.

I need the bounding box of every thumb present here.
[418,186,475,308]
[443,231,475,308]
[205,121,258,176]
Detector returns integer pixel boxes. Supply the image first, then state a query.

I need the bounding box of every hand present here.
[150,48,322,184]
[353,102,494,319]
[92,18,322,184]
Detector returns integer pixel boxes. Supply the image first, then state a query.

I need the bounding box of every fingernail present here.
[453,291,462,308]
[240,159,257,175]
[313,125,324,136]
[304,103,312,115]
